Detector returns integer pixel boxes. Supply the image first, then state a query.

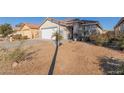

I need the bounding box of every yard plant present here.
[52,31,63,46]
[89,32,124,51]
[0,23,13,37]
[11,34,28,41]
[0,41,28,66]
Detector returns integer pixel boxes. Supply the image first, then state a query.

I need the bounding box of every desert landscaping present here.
[1,17,124,75]
[0,40,124,75]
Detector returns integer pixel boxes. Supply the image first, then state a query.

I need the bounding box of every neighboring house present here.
[114,17,124,36]
[39,18,103,40]
[64,19,103,40]
[13,23,40,39]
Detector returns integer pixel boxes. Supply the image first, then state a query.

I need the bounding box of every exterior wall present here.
[39,20,70,40]
[115,26,120,36]
[73,22,79,34]
[15,25,39,39]
[77,25,103,38]
[60,26,69,39]
[115,21,124,36]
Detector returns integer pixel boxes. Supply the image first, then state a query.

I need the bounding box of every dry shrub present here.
[7,41,28,63]
[0,41,28,64]
[12,34,28,40]
[0,48,8,62]
[8,47,27,63]
[89,34,109,46]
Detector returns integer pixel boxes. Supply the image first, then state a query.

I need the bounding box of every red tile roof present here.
[21,23,40,29]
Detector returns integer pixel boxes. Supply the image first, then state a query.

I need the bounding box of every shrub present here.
[118,40,124,50]
[12,34,28,40]
[89,34,109,46]
[108,35,124,50]
[0,23,13,37]
[117,64,124,74]
[1,41,27,63]
[99,56,124,75]
[21,36,28,40]
[8,47,27,63]
[7,41,27,63]
[12,34,22,40]
[89,33,124,50]
[0,48,8,62]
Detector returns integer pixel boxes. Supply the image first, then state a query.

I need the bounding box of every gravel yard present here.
[0,41,124,75]
[0,39,44,49]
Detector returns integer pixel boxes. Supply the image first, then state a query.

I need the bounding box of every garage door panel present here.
[41,28,57,39]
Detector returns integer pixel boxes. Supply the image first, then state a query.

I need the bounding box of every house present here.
[39,18,69,40]
[39,18,103,40]
[114,17,124,36]
[13,23,40,39]
[63,19,103,40]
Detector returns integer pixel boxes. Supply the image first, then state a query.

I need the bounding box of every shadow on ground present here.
[98,56,124,75]
[48,45,58,75]
[25,49,40,61]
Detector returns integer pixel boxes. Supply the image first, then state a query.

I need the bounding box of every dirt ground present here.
[0,41,55,75]
[0,41,124,75]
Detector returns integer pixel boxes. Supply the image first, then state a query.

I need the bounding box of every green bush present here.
[0,23,13,37]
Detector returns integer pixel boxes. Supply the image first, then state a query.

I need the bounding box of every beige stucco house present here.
[13,23,39,39]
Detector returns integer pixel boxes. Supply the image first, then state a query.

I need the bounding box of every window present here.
[85,26,89,31]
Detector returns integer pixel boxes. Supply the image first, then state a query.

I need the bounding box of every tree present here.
[15,23,24,27]
[0,23,13,37]
[52,32,63,46]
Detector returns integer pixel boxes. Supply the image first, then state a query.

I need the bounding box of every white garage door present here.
[41,28,57,39]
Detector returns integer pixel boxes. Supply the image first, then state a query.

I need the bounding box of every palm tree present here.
[52,32,63,46]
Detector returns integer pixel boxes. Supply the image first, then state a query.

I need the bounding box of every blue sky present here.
[0,17,121,30]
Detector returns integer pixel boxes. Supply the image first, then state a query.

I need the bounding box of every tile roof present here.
[21,23,40,29]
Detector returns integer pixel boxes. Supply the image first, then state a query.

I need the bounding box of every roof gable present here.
[40,19,59,29]
[20,23,40,30]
